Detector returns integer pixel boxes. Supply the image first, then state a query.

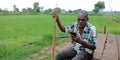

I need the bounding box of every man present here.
[52,9,97,60]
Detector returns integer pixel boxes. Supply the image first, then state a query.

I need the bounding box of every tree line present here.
[0,1,105,16]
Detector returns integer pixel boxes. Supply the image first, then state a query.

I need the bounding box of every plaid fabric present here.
[65,22,97,54]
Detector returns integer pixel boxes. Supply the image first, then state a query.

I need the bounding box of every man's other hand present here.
[52,9,59,20]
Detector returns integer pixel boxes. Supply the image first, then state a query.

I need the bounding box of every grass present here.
[0,14,120,60]
[0,15,54,60]
[89,15,120,34]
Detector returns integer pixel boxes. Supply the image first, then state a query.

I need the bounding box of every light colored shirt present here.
[65,22,97,54]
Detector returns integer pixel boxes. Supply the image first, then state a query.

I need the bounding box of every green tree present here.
[0,9,9,16]
[73,9,82,14]
[22,8,33,15]
[33,2,40,14]
[68,10,73,13]
[93,1,105,14]
[40,6,44,13]
[13,5,19,12]
[44,8,52,14]
[55,7,62,14]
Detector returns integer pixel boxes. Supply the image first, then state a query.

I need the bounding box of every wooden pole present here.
[104,25,106,34]
[51,17,56,60]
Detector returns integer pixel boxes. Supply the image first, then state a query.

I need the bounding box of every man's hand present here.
[70,34,82,43]
[52,9,59,21]
[70,33,96,50]
[52,9,65,32]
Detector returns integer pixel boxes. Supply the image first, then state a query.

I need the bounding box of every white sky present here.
[0,0,120,11]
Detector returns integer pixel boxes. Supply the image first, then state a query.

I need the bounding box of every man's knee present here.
[56,52,65,60]
[56,48,76,60]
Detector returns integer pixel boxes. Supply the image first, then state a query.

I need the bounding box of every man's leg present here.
[84,52,93,60]
[71,51,85,60]
[55,47,77,60]
[72,51,93,60]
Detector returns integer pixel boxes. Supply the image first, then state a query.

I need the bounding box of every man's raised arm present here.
[52,10,65,32]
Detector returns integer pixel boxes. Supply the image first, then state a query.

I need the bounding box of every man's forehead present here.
[78,14,87,19]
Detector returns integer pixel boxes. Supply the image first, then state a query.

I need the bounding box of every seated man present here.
[52,10,97,60]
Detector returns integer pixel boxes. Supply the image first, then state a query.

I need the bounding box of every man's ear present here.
[87,18,89,21]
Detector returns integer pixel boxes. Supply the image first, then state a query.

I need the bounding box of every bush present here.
[0,42,7,58]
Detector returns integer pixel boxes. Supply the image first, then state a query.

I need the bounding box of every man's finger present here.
[52,11,56,18]
[71,34,76,37]
[54,9,57,13]
[52,9,57,14]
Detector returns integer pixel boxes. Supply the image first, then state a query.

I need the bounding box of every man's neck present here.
[79,26,85,35]
[79,26,85,30]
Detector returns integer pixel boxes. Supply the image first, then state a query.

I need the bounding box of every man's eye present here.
[81,19,85,21]
[78,19,81,20]
[78,19,85,21]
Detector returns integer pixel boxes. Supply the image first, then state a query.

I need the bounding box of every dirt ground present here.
[25,38,71,60]
[25,34,120,60]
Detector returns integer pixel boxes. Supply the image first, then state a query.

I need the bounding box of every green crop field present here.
[0,14,120,60]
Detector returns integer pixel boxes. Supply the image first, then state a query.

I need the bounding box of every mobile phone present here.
[69,32,76,36]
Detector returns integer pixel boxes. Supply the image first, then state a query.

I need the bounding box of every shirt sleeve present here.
[89,26,97,47]
[64,22,77,33]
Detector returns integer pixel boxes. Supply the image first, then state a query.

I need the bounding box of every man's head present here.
[77,10,89,28]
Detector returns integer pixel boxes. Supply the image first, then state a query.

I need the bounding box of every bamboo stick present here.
[51,15,56,60]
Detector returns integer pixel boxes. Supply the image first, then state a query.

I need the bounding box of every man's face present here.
[77,15,88,28]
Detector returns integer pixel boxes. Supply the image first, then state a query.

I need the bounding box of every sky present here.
[0,0,120,11]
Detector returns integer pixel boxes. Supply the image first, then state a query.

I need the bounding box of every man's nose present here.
[78,20,83,23]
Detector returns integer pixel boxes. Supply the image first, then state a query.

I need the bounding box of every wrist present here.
[78,39,83,44]
[80,40,84,44]
[56,17,59,21]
